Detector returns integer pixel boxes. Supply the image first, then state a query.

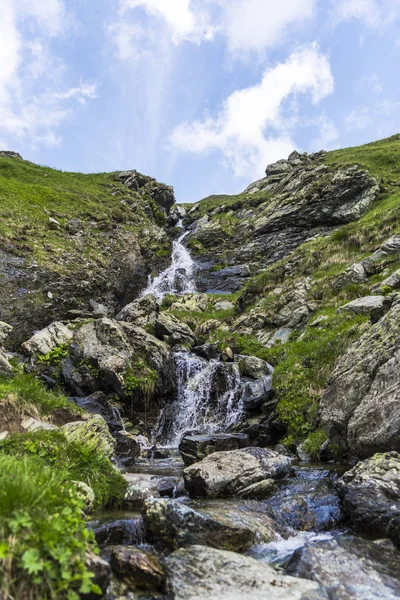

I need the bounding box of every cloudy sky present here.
[1,0,400,202]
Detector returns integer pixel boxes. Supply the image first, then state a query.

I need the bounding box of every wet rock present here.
[241,377,274,412]
[123,473,160,509]
[114,430,141,466]
[192,342,220,360]
[21,321,73,356]
[155,313,197,347]
[90,516,145,546]
[337,452,400,546]
[237,478,276,499]
[286,535,400,599]
[83,551,111,599]
[70,391,115,422]
[165,545,328,600]
[320,299,400,456]
[179,433,249,466]
[62,414,115,458]
[143,498,279,551]
[110,545,166,592]
[184,447,291,498]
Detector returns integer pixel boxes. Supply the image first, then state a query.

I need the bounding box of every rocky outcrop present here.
[337,452,400,546]
[286,535,400,599]
[143,498,279,551]
[183,447,291,498]
[179,433,249,466]
[165,545,328,600]
[185,152,380,293]
[320,299,400,456]
[115,170,175,213]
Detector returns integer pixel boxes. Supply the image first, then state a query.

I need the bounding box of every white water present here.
[142,220,196,299]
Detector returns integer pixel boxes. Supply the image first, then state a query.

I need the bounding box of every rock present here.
[337,452,400,546]
[143,498,279,551]
[334,262,368,289]
[213,301,234,311]
[0,150,23,160]
[337,295,386,319]
[169,293,210,313]
[320,299,400,456]
[309,315,329,327]
[192,342,220,360]
[0,349,13,375]
[110,545,166,592]
[238,356,272,379]
[116,294,158,328]
[83,551,111,600]
[48,217,61,230]
[236,478,276,499]
[61,415,115,458]
[123,473,160,509]
[114,430,141,466]
[286,535,400,599]
[165,545,328,600]
[377,268,400,291]
[89,299,109,317]
[179,433,249,466]
[0,431,9,440]
[183,447,291,498]
[71,391,116,423]
[220,346,234,361]
[155,313,196,347]
[241,377,274,412]
[0,321,13,344]
[89,516,145,546]
[20,417,59,432]
[21,321,73,356]
[73,481,95,512]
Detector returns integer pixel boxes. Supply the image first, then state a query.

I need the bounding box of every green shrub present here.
[0,430,127,510]
[0,455,100,600]
[38,343,69,366]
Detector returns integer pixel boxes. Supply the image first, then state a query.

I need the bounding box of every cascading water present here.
[153,351,244,446]
[142,220,196,299]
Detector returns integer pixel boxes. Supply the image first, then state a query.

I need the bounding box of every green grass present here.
[0,455,100,600]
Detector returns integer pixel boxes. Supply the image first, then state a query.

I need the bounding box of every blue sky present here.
[1,0,400,203]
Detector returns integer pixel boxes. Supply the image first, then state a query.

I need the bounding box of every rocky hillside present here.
[0,152,179,344]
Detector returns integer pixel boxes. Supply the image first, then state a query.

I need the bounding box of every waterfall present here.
[142,220,196,299]
[153,351,244,446]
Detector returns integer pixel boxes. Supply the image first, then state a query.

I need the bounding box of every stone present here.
[155,313,196,347]
[89,299,109,317]
[183,447,291,498]
[213,301,234,311]
[165,545,328,600]
[179,433,249,466]
[0,431,9,440]
[238,355,272,379]
[110,545,166,592]
[320,299,400,456]
[114,430,141,466]
[21,321,73,356]
[0,321,13,344]
[71,391,115,423]
[334,262,368,289]
[116,294,158,328]
[123,473,160,509]
[48,217,61,230]
[337,452,400,546]
[61,414,115,458]
[89,516,145,546]
[20,417,58,432]
[143,498,279,552]
[241,377,274,412]
[0,150,23,160]
[0,349,13,375]
[286,535,400,599]
[337,295,386,318]
[377,268,400,291]
[84,551,111,600]
[236,478,276,499]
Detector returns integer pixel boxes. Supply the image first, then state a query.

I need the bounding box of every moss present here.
[302,429,328,459]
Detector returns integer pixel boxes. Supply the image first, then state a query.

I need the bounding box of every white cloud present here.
[345,100,400,132]
[0,0,96,149]
[311,115,339,150]
[332,0,400,28]
[170,44,334,178]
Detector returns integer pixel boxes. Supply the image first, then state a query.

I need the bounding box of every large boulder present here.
[183,447,291,498]
[21,321,73,356]
[61,414,115,458]
[286,535,400,599]
[179,433,249,466]
[115,294,158,328]
[320,299,400,456]
[337,295,387,320]
[165,545,328,600]
[154,313,197,347]
[337,452,400,546]
[142,498,279,552]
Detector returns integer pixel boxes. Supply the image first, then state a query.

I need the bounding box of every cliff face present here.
[0,156,177,344]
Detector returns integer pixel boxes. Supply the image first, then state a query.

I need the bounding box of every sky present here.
[1,0,400,203]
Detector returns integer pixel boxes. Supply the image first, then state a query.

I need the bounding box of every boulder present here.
[165,545,328,600]
[21,417,58,432]
[114,430,141,466]
[213,301,234,312]
[21,321,73,356]
[286,535,400,599]
[0,321,13,344]
[89,516,145,546]
[241,377,274,412]
[84,551,111,600]
[142,498,279,551]
[124,473,160,509]
[71,391,116,423]
[184,447,291,498]
[88,299,109,317]
[61,414,115,458]
[115,294,158,328]
[155,313,196,347]
[337,452,400,546]
[334,262,368,289]
[320,299,400,456]
[179,433,249,466]
[0,349,13,375]
[238,355,272,379]
[110,546,166,592]
[337,295,386,319]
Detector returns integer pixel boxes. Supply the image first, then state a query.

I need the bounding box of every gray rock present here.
[114,430,141,466]
[48,216,61,230]
[89,299,109,317]
[337,452,400,546]
[377,268,400,291]
[0,321,13,344]
[123,473,160,509]
[213,301,234,311]
[0,349,13,375]
[155,313,196,347]
[184,447,291,498]
[21,321,73,356]
[320,300,400,456]
[84,551,111,599]
[179,433,249,466]
[61,415,115,458]
[0,150,23,160]
[21,417,59,432]
[337,295,386,317]
[241,377,273,412]
[143,498,279,551]
[116,294,158,328]
[165,545,328,600]
[238,355,272,379]
[286,535,400,599]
